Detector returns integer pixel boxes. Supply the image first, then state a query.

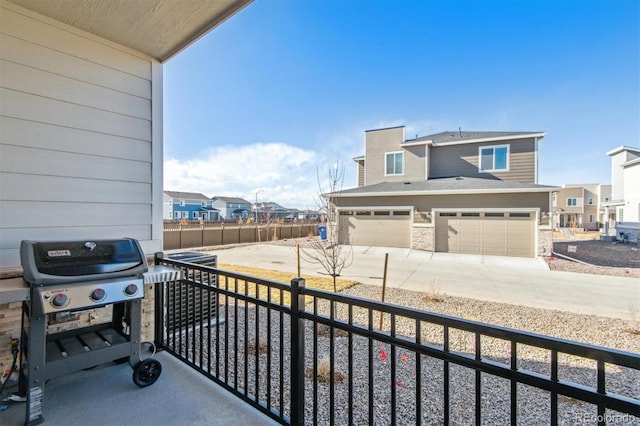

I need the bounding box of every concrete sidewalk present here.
[207,244,640,320]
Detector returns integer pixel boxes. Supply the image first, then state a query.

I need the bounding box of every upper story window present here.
[180,200,186,207]
[385,151,404,176]
[479,145,509,172]
[567,198,581,207]
[588,198,593,205]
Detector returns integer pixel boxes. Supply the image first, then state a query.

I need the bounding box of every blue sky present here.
[163,0,639,209]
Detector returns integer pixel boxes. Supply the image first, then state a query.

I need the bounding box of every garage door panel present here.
[436,212,535,257]
[342,215,410,248]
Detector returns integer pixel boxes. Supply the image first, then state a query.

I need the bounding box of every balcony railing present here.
[154,256,640,425]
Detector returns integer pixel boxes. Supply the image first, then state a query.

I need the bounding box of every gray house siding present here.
[356,159,365,187]
[429,138,536,183]
[0,4,162,268]
[364,126,406,185]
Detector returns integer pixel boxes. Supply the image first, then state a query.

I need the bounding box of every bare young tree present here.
[301,162,353,293]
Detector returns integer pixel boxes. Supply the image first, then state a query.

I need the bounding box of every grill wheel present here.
[133,358,162,387]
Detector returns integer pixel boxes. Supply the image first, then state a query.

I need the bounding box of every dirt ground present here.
[550,239,640,278]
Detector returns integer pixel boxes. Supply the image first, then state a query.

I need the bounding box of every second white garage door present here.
[435,211,535,257]
[338,210,411,248]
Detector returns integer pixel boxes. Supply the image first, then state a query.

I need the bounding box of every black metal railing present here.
[154,256,640,425]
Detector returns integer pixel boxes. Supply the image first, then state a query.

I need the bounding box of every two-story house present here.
[552,184,611,231]
[602,146,640,242]
[211,196,252,220]
[163,191,219,221]
[331,126,557,257]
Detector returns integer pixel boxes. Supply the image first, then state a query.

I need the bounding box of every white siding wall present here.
[0,3,163,268]
[623,163,640,222]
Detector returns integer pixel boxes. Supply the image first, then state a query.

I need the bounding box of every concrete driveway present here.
[204,244,639,320]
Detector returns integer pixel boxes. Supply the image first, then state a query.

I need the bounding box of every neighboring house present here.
[254,202,295,221]
[164,191,219,221]
[0,0,251,269]
[332,126,557,258]
[602,146,640,242]
[552,184,611,231]
[211,196,252,220]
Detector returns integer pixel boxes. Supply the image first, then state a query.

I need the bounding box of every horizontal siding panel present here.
[0,201,151,228]
[0,173,151,203]
[0,145,151,183]
[429,138,536,183]
[0,6,151,80]
[0,33,150,99]
[0,60,150,120]
[0,88,151,141]
[0,117,150,162]
[0,225,152,262]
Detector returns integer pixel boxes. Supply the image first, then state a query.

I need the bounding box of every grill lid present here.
[21,238,148,286]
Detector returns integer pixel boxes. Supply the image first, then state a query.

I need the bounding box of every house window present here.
[588,214,595,223]
[479,145,509,172]
[385,152,404,175]
[588,198,593,205]
[193,212,199,219]
[180,200,185,206]
[182,212,188,218]
[174,211,180,219]
[202,201,207,207]
[567,198,578,206]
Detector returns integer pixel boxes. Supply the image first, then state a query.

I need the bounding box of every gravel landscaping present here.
[199,238,640,424]
[183,282,639,426]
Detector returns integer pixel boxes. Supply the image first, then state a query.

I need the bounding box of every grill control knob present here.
[90,288,106,302]
[51,293,68,308]
[124,283,138,296]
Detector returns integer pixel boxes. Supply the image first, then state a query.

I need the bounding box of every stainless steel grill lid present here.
[21,238,148,286]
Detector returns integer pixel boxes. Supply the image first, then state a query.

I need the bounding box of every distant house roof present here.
[606,145,640,156]
[212,196,251,204]
[403,131,546,146]
[331,177,558,197]
[164,191,210,201]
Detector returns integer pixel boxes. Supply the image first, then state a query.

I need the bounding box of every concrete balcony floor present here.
[0,351,278,426]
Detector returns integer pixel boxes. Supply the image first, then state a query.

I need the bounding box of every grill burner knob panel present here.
[124,283,139,296]
[34,278,144,315]
[90,288,106,302]
[51,293,69,308]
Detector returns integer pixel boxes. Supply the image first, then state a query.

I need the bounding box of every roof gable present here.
[164,191,210,201]
[212,196,251,204]
[405,131,545,146]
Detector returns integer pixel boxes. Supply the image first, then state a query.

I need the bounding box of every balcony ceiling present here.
[7,0,252,62]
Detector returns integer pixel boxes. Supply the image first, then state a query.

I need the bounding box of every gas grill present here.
[19,238,162,425]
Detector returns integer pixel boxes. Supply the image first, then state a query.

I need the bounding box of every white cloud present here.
[164,142,340,209]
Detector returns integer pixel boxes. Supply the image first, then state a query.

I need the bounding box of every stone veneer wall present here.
[538,228,553,257]
[412,225,434,251]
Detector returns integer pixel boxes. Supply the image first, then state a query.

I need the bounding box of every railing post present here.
[290,278,306,426]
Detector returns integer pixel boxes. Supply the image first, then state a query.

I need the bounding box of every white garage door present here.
[435,212,535,257]
[338,210,411,248]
